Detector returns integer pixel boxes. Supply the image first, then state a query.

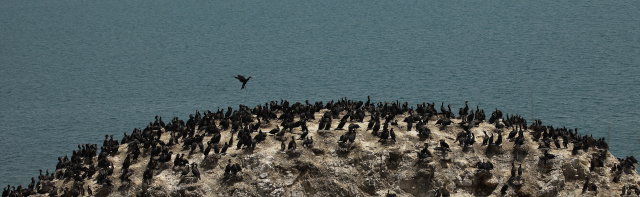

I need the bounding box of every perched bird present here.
[234,75,252,89]
[269,126,280,135]
[221,142,229,154]
[500,184,508,195]
[495,134,503,146]
[299,130,308,140]
[517,164,523,177]
[582,177,590,193]
[203,142,212,156]
[482,131,489,146]
[541,150,557,164]
[213,143,220,154]
[507,129,517,140]
[181,165,190,177]
[287,136,297,151]
[390,128,396,141]
[303,137,314,148]
[439,140,450,151]
[191,163,200,179]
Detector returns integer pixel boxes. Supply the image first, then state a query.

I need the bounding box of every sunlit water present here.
[1,0,639,185]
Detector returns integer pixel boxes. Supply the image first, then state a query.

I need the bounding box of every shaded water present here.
[1,0,639,185]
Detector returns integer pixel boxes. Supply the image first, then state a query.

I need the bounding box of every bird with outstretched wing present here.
[234,75,252,89]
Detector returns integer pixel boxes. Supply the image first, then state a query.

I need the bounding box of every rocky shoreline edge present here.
[4,99,639,197]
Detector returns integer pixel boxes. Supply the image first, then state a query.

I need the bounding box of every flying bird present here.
[234,75,252,89]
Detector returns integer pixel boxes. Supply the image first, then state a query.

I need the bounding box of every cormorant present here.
[510,162,516,177]
[390,128,396,142]
[495,134,503,146]
[440,140,450,151]
[299,130,308,140]
[287,136,297,151]
[234,75,252,89]
[181,165,190,177]
[221,142,229,154]
[500,185,508,195]
[191,163,200,179]
[582,177,590,193]
[269,126,280,135]
[517,164,523,177]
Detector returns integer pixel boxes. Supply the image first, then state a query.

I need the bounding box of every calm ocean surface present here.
[1,0,639,185]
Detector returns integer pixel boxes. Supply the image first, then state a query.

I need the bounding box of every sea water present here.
[1,0,639,185]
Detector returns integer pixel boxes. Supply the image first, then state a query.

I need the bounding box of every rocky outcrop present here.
[10,101,640,197]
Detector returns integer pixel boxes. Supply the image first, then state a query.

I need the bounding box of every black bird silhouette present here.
[582,177,590,193]
[191,163,200,179]
[234,75,252,89]
[500,184,508,195]
[517,164,523,177]
[287,136,297,151]
[440,139,450,150]
[221,142,229,154]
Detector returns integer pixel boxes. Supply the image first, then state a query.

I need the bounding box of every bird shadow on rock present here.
[536,159,555,174]
[507,176,525,190]
[512,145,529,162]
[94,185,114,197]
[179,176,200,185]
[472,170,498,196]
[143,185,170,197]
[222,173,244,185]
[117,182,133,194]
[385,150,403,170]
[439,159,451,169]
[274,135,287,141]
[293,160,322,178]
[415,159,434,169]
[336,143,356,157]
[379,139,396,145]
[170,185,204,197]
[286,150,301,158]
[200,155,220,170]
[155,162,172,172]
[461,145,475,153]
[317,130,334,137]
[310,148,325,155]
[242,146,256,154]
[398,167,436,196]
[434,152,451,168]
[485,145,503,157]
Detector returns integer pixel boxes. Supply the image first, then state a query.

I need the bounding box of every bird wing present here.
[235,75,245,81]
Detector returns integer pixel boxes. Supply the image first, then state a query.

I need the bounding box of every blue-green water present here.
[1,0,639,186]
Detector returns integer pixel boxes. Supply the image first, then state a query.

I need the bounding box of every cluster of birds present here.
[3,91,640,196]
